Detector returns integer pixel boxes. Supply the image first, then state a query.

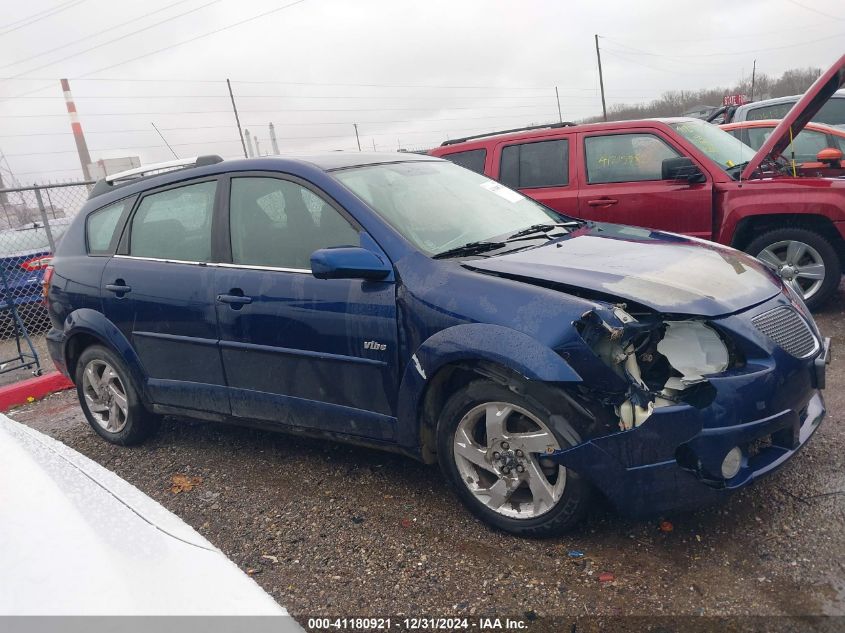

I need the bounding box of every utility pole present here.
[151,122,179,159]
[244,128,254,157]
[60,79,92,180]
[372,138,376,151]
[594,34,607,122]
[555,86,562,123]
[353,123,361,151]
[227,78,248,159]
[269,122,280,155]
[750,59,757,101]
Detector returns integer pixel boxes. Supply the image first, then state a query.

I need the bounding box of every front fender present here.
[395,323,581,448]
[61,308,150,403]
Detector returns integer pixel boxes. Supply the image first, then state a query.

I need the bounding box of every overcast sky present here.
[0,0,842,183]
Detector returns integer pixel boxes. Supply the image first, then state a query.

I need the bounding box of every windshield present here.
[670,119,756,175]
[333,161,563,256]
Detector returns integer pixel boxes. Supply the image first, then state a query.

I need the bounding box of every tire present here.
[75,344,160,446]
[745,227,841,311]
[436,379,591,537]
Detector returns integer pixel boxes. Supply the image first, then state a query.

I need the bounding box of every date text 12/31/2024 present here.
[307,618,530,631]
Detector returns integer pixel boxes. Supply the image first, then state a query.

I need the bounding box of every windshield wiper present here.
[432,240,506,259]
[506,221,579,240]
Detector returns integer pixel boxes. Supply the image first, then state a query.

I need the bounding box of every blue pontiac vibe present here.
[45,153,830,536]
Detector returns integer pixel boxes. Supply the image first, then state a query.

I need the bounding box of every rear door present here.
[576,129,713,238]
[212,173,399,440]
[101,177,228,415]
[491,136,578,217]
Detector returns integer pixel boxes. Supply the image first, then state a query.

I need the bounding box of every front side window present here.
[333,161,561,256]
[815,98,845,126]
[584,133,680,184]
[130,181,216,262]
[229,177,359,270]
[500,139,569,188]
[87,199,129,255]
[780,129,830,162]
[441,149,486,174]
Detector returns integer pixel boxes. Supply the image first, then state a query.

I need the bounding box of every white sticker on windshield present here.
[480,180,523,203]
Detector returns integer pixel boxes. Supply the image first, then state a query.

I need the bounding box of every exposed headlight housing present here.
[721,446,743,479]
[656,321,730,383]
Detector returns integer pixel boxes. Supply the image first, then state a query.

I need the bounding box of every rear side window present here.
[499,139,569,188]
[229,177,359,270]
[441,149,487,174]
[745,102,794,121]
[584,133,680,184]
[129,181,216,262]
[86,200,129,255]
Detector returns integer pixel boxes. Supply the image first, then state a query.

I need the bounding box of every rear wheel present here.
[436,380,590,537]
[75,345,160,445]
[745,227,841,310]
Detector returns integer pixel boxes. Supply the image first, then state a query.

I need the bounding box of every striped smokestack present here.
[61,78,92,180]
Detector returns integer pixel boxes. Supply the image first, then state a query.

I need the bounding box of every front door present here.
[577,131,713,238]
[213,174,399,440]
[101,178,229,415]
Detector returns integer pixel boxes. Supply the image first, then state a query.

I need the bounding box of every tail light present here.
[42,264,54,305]
[22,255,53,271]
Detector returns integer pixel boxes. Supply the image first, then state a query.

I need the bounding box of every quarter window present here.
[499,139,569,188]
[584,133,680,184]
[441,149,486,174]
[86,199,129,254]
[229,177,359,270]
[129,181,216,262]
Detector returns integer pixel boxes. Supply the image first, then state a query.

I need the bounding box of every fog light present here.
[721,446,743,479]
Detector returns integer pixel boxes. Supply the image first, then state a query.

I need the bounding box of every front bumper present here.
[550,304,831,518]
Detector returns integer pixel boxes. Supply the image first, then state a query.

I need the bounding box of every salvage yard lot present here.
[12,291,845,622]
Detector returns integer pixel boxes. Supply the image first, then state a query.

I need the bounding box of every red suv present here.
[431,54,845,310]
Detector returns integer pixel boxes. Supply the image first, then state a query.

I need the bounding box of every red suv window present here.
[499,139,569,189]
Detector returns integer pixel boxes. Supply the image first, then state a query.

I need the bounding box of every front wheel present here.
[745,228,841,310]
[436,380,590,537]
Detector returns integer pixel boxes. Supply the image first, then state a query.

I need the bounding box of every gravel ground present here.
[9,286,845,629]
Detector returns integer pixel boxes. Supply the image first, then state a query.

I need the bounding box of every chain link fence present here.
[0,181,93,382]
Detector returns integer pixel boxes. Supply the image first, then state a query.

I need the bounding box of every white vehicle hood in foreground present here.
[0,414,293,618]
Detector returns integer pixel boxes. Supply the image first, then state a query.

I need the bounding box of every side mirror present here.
[310,247,391,281]
[662,157,705,183]
[816,147,843,167]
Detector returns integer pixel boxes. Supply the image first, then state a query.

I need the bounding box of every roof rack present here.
[89,154,224,199]
[440,122,575,146]
[105,154,224,183]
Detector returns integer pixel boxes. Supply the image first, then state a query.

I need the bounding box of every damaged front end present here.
[573,305,728,431]
[548,297,827,517]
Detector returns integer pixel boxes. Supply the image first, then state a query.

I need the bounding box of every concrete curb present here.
[0,372,74,412]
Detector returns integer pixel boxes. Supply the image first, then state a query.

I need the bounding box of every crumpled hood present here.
[464,224,781,317]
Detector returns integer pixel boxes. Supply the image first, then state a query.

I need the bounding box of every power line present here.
[602,31,845,59]
[0,0,194,71]
[0,0,87,36]
[1,0,225,81]
[784,0,845,21]
[0,0,307,102]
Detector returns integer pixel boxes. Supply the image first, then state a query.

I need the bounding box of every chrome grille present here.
[751,306,818,358]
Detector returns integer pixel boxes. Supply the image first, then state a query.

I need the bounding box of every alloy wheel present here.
[756,239,826,301]
[452,402,565,519]
[81,359,129,433]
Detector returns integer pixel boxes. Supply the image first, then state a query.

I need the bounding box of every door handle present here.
[216,293,252,306]
[586,198,619,207]
[105,283,131,294]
